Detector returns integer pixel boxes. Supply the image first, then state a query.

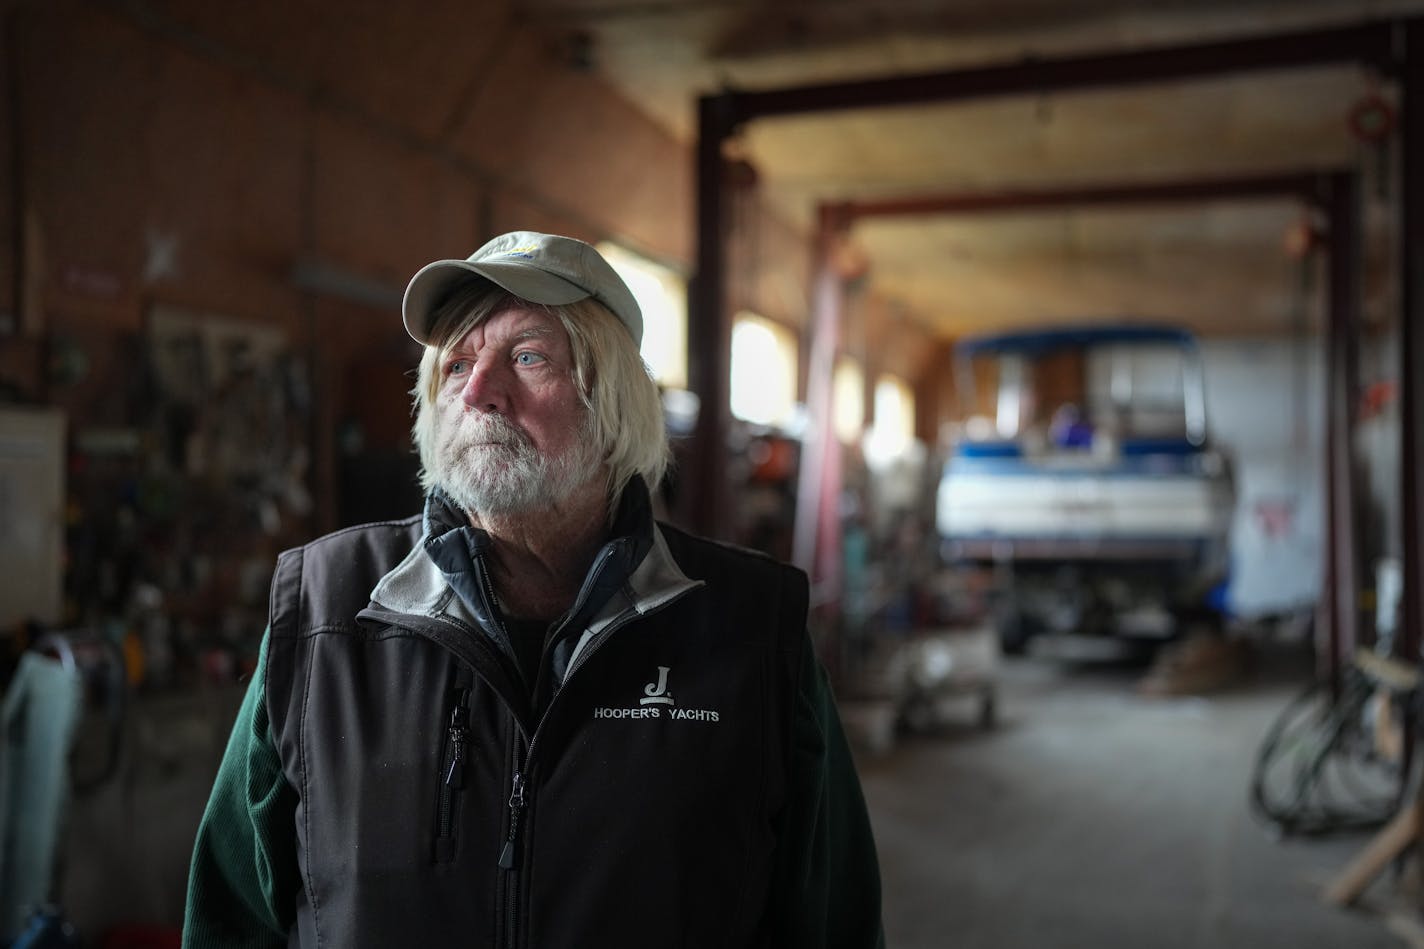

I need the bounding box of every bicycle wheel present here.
[1251,671,1410,836]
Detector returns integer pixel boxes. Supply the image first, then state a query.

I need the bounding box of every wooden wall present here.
[1,1,938,456]
[0,2,948,618]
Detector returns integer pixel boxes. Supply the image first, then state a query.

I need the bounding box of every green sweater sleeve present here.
[770,637,886,949]
[183,630,299,949]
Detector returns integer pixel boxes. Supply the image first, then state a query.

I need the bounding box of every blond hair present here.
[411,283,669,509]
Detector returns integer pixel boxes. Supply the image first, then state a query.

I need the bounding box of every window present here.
[865,372,915,465]
[597,242,687,390]
[730,312,798,428]
[1086,343,1191,439]
[832,356,865,444]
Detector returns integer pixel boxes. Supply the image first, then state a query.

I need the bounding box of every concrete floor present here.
[858,651,1413,949]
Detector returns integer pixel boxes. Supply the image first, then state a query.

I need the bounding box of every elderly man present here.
[183,232,883,948]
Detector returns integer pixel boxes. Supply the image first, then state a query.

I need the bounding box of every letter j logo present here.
[640,666,674,706]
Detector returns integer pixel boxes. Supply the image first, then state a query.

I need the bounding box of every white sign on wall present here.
[0,407,65,626]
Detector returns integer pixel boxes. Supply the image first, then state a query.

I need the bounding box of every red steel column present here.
[688,93,736,537]
[793,206,849,599]
[1402,23,1424,663]
[1322,172,1362,687]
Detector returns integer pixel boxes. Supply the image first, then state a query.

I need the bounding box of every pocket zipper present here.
[435,686,471,862]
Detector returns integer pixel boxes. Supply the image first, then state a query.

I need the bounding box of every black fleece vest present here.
[264,515,808,949]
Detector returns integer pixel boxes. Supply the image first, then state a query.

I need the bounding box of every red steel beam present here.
[824,172,1337,220]
[720,19,1405,124]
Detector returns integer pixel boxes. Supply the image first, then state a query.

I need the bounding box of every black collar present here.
[421,477,656,632]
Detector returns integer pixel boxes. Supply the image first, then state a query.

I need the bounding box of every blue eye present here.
[514,351,546,367]
[446,359,469,376]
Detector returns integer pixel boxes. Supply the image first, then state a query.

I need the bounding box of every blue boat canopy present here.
[955,323,1196,357]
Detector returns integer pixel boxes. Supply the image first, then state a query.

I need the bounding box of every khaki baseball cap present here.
[402,231,643,346]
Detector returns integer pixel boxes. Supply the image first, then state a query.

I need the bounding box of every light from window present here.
[832,356,864,444]
[597,242,687,390]
[865,373,915,466]
[730,312,798,428]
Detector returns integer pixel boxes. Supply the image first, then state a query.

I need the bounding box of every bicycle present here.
[1250,649,1421,837]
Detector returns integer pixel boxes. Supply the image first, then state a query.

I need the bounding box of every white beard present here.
[431,409,598,518]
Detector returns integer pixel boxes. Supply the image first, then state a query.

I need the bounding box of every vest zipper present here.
[490,604,659,874]
[496,768,526,870]
[434,685,471,862]
[498,734,528,949]
[391,575,698,944]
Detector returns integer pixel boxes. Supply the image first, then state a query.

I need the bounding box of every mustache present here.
[446,412,531,450]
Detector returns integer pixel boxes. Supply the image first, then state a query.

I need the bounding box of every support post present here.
[793,206,849,597]
[688,94,736,538]
[1323,172,1362,689]
[1402,22,1424,664]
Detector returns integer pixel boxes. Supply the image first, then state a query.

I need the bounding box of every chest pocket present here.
[294,637,509,884]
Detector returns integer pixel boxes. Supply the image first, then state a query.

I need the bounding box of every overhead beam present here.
[823,171,1339,220]
[717,19,1407,124]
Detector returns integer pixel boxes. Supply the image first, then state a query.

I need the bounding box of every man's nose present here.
[459,358,508,413]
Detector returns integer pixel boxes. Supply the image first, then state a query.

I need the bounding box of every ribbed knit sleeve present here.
[769,636,886,949]
[182,631,299,949]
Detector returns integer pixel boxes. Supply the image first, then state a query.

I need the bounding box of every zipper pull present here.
[443,726,468,787]
[497,772,527,870]
[444,692,470,788]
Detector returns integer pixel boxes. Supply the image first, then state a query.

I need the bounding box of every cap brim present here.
[402,259,593,344]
